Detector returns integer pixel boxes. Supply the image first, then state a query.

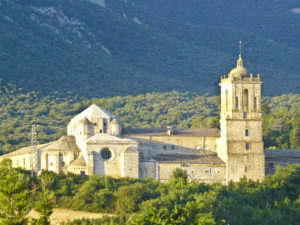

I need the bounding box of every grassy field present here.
[28,208,115,225]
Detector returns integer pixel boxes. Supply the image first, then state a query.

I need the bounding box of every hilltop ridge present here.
[0,0,299,97]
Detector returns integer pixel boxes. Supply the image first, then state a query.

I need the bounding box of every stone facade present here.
[3,53,295,184]
[217,54,265,182]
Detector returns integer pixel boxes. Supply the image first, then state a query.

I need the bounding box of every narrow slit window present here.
[254,97,257,110]
[245,129,249,136]
[235,96,239,110]
[245,143,250,150]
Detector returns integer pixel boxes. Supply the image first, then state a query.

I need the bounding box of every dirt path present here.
[28,208,115,225]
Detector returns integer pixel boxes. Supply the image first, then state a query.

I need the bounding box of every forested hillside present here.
[0,159,299,225]
[0,81,299,153]
[0,0,299,97]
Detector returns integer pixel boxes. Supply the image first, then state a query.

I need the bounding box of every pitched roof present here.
[68,156,87,167]
[0,136,80,157]
[71,104,116,122]
[84,133,138,145]
[42,135,80,152]
[0,143,51,157]
[122,128,220,137]
[153,153,225,164]
[264,149,300,158]
[124,146,139,153]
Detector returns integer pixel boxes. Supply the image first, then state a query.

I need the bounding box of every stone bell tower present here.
[217,43,265,183]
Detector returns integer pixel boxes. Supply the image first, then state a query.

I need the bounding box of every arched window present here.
[243,89,249,111]
[225,90,228,111]
[254,97,257,110]
[235,96,239,110]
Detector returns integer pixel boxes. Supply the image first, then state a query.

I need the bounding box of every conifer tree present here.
[34,176,55,225]
[0,159,31,225]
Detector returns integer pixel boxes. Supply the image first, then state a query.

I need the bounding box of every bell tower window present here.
[254,97,257,110]
[243,89,249,111]
[226,90,229,111]
[235,96,239,110]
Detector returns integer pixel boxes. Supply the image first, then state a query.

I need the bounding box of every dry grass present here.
[28,208,115,225]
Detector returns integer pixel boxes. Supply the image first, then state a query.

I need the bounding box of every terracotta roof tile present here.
[153,153,225,164]
[122,128,220,137]
[264,149,300,158]
[68,156,87,167]
[43,135,80,152]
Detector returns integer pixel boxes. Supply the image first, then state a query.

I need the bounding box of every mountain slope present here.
[0,0,299,97]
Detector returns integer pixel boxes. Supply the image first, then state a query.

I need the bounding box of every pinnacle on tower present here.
[237,41,244,67]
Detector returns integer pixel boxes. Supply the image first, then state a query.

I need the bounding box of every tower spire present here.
[237,41,243,67]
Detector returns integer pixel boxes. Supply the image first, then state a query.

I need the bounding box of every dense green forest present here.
[0,80,299,153]
[0,159,299,225]
[0,0,300,97]
[1,0,299,153]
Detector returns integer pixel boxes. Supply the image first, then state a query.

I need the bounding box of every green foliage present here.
[191,115,220,129]
[0,159,31,225]
[60,216,126,225]
[1,80,298,153]
[170,168,188,185]
[0,161,298,224]
[0,0,300,98]
[33,176,56,225]
[115,182,153,214]
[72,175,115,212]
[262,95,300,149]
[213,165,300,225]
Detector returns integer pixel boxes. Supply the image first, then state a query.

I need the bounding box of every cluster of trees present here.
[263,95,300,149]
[0,158,299,225]
[0,81,299,153]
[0,159,56,225]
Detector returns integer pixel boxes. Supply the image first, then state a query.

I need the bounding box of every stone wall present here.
[139,161,156,179]
[265,149,300,174]
[121,147,139,178]
[84,143,139,178]
[227,153,265,182]
[157,162,226,184]
[41,151,78,173]
[126,135,218,156]
[67,165,88,175]
[9,154,31,170]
